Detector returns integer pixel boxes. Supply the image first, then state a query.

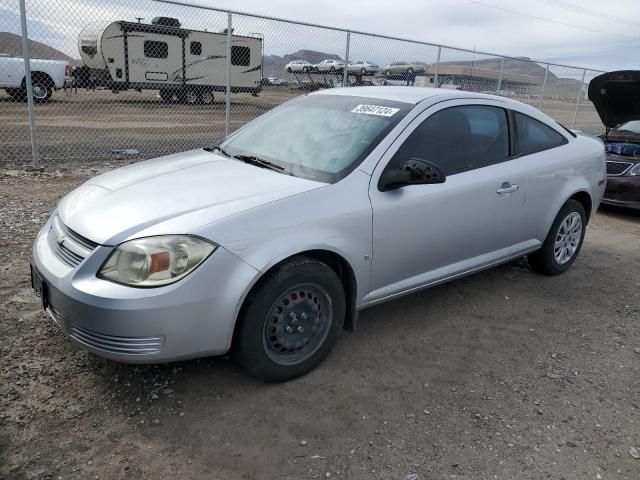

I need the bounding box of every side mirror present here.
[378,158,446,192]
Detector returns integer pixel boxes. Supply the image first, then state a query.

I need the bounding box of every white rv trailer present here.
[78,17,263,103]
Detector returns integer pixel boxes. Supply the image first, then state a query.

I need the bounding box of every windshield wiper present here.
[203,144,231,157]
[233,154,285,172]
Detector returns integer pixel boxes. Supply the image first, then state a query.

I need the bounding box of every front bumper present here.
[31,220,259,363]
[602,175,640,210]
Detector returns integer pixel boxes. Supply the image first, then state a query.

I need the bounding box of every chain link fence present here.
[0,0,606,167]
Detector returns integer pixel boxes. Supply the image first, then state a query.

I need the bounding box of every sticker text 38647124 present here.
[351,104,400,117]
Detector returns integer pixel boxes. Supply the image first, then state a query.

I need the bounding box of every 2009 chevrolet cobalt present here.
[32,87,606,381]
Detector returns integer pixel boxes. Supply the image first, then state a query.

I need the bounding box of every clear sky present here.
[4,0,639,71]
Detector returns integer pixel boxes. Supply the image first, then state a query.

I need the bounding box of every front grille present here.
[606,161,633,176]
[48,215,98,268]
[69,324,165,355]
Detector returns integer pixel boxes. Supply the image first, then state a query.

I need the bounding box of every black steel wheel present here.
[263,284,332,365]
[234,256,346,382]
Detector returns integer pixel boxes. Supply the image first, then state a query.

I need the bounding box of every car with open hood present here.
[31,87,605,382]
[588,70,640,210]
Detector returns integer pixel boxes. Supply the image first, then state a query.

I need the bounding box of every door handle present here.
[496,182,519,195]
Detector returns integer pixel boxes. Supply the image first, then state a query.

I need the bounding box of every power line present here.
[464,0,640,39]
[531,0,640,29]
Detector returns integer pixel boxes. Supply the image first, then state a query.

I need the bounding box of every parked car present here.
[346,60,379,75]
[31,87,605,382]
[588,71,640,211]
[314,59,345,73]
[0,54,71,102]
[382,62,423,76]
[261,77,284,86]
[285,60,313,73]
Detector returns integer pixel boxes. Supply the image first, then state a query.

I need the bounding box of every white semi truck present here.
[78,17,263,104]
[0,54,72,102]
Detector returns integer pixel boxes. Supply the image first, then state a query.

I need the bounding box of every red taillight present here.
[65,65,73,76]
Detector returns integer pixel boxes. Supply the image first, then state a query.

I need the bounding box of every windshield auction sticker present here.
[351,104,400,117]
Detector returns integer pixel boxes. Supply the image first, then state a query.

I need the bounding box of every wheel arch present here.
[24,71,55,88]
[231,248,359,350]
[569,190,592,222]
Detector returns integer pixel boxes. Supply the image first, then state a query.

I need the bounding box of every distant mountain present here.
[439,57,561,83]
[0,32,75,62]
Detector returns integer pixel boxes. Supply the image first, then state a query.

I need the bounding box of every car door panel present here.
[366,99,529,303]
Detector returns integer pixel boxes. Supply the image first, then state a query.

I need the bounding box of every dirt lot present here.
[0,161,639,480]
[0,86,603,164]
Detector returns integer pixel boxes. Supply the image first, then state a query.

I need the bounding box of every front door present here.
[366,100,528,302]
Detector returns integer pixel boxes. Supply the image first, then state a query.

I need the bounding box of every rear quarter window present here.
[515,112,567,156]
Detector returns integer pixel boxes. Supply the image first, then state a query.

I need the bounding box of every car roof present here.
[310,87,567,137]
[311,86,511,105]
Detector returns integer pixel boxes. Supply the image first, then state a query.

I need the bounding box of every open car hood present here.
[588,70,640,129]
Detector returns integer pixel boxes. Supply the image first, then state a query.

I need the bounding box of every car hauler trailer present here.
[78,17,262,104]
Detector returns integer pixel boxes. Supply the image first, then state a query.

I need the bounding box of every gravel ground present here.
[1,161,639,480]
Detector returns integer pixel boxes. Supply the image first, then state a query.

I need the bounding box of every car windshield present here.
[615,120,640,134]
[219,95,412,183]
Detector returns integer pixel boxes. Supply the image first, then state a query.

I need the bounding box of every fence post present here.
[225,11,232,137]
[433,46,441,88]
[343,31,350,87]
[538,63,549,109]
[571,69,586,129]
[19,0,40,169]
[496,57,504,95]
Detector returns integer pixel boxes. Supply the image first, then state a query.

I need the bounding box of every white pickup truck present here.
[0,55,72,102]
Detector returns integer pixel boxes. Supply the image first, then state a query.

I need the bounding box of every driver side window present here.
[389,105,510,176]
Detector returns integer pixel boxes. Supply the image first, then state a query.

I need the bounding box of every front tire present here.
[528,199,586,275]
[234,256,346,382]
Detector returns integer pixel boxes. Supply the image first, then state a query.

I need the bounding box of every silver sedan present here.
[382,62,422,75]
[346,60,379,75]
[31,87,606,381]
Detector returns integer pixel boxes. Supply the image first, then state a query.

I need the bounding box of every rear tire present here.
[528,199,586,275]
[199,90,214,105]
[30,76,53,103]
[385,69,391,76]
[178,87,199,105]
[234,256,346,382]
[159,89,174,102]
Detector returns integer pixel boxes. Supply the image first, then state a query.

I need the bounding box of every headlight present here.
[627,163,640,176]
[98,235,216,287]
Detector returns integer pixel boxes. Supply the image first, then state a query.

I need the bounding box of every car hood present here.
[57,149,326,245]
[588,70,640,128]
